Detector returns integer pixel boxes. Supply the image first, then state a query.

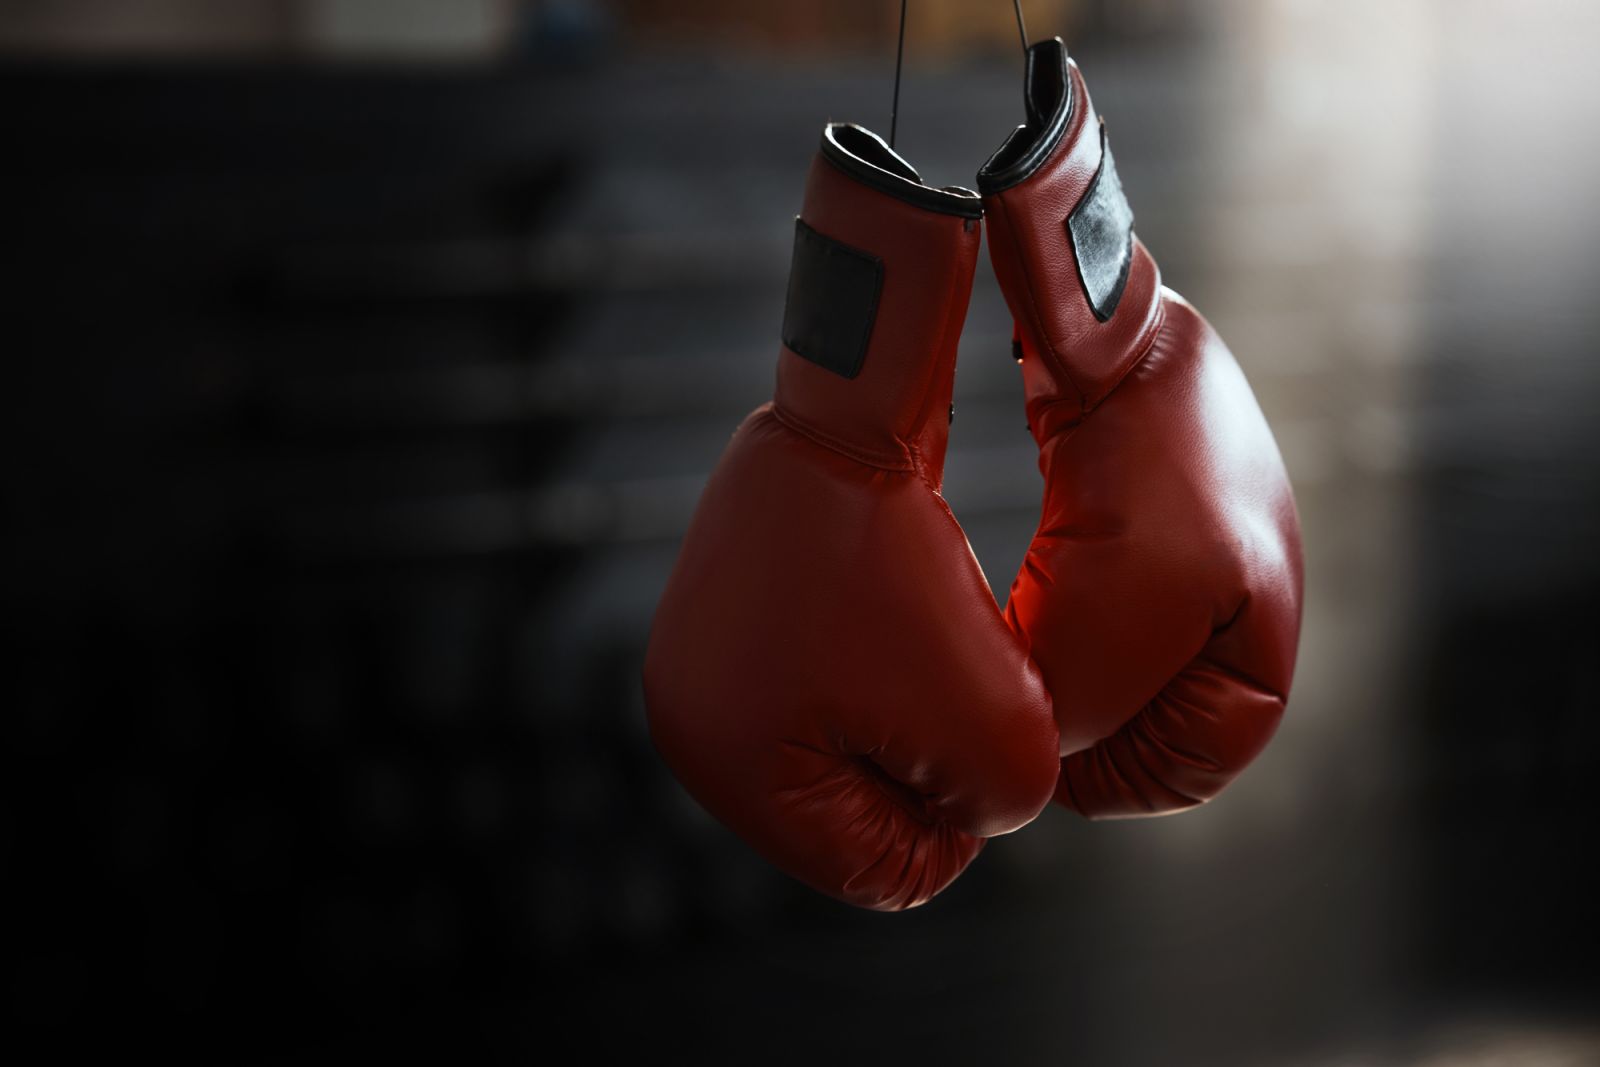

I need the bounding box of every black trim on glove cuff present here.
[821,123,984,219]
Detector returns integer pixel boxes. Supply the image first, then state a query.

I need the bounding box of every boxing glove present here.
[643,124,1060,910]
[977,39,1305,818]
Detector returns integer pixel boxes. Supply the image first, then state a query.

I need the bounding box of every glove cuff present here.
[773,125,981,479]
[980,39,1165,436]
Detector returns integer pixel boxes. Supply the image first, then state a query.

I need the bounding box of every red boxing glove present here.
[977,40,1305,818]
[643,125,1060,909]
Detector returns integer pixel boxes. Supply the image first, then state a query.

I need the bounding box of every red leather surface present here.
[644,147,1060,909]
[775,153,976,483]
[985,60,1306,818]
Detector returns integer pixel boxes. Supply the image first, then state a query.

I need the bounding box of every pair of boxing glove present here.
[643,39,1304,910]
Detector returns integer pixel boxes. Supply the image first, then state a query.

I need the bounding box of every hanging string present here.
[889,0,908,148]
[1011,0,1028,54]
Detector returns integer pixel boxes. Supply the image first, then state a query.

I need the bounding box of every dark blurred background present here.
[5,1,1598,1063]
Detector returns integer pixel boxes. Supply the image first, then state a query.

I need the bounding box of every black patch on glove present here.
[781,218,884,380]
[1067,123,1135,323]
